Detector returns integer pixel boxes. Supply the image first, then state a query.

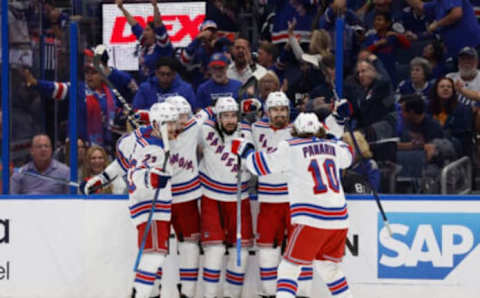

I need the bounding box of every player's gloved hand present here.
[134,109,150,124]
[332,98,353,123]
[81,173,109,195]
[147,168,170,189]
[240,98,262,114]
[231,138,255,158]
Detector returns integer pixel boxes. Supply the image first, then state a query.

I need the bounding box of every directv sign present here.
[377,213,480,279]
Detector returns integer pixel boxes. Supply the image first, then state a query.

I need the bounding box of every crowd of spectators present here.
[6,0,480,194]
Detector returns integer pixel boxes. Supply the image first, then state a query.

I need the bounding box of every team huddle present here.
[82,92,354,298]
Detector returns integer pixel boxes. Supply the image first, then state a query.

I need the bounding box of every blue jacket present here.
[133,75,197,110]
[196,78,242,109]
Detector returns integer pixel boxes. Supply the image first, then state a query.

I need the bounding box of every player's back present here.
[285,137,353,230]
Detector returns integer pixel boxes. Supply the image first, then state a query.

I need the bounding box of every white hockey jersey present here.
[108,110,210,197]
[251,120,292,203]
[127,126,172,226]
[168,117,203,203]
[244,137,354,230]
[199,119,253,202]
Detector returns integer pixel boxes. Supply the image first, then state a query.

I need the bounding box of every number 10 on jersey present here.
[308,159,340,194]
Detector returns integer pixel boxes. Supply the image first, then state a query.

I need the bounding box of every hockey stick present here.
[235,124,243,266]
[22,170,80,187]
[330,16,392,236]
[133,123,171,272]
[92,54,139,129]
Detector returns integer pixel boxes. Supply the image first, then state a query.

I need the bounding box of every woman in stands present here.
[82,146,112,194]
[427,77,473,158]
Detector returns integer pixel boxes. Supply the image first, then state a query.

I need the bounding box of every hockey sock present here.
[276,259,302,298]
[202,244,224,298]
[314,261,353,298]
[297,266,313,297]
[149,267,162,298]
[178,241,200,297]
[224,247,249,298]
[133,253,166,298]
[258,247,281,296]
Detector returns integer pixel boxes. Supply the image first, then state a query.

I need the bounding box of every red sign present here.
[110,14,205,44]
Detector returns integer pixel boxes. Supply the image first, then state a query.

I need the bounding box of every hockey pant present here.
[202,245,249,298]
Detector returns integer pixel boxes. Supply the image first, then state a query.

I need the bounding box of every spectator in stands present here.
[308,53,337,105]
[196,52,242,109]
[116,0,173,81]
[53,138,88,183]
[256,41,278,70]
[82,146,112,194]
[10,134,70,194]
[447,47,480,107]
[257,70,282,102]
[396,57,435,101]
[22,63,123,152]
[133,57,197,109]
[405,0,480,58]
[318,0,364,72]
[344,54,397,143]
[268,0,320,45]
[342,130,381,192]
[428,77,473,158]
[84,45,138,103]
[227,38,267,84]
[178,20,231,88]
[286,20,333,102]
[363,0,403,29]
[363,11,411,86]
[423,40,449,79]
[400,4,433,41]
[397,94,447,179]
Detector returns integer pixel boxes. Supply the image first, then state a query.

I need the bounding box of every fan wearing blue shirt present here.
[196,53,242,110]
[133,57,197,110]
[405,0,480,58]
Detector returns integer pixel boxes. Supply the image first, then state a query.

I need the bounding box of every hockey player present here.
[156,95,204,298]
[83,96,204,298]
[127,102,178,298]
[198,96,254,298]
[231,113,354,298]
[251,91,312,298]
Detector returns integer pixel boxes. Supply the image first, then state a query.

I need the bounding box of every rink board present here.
[0,195,479,298]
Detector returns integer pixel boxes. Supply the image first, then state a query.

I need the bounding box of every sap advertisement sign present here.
[378,212,480,280]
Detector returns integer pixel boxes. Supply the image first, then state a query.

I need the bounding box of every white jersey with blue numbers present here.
[244,137,354,230]
[127,126,172,225]
[199,120,253,202]
[251,120,292,203]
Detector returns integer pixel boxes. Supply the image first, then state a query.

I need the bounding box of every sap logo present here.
[377,213,480,279]
[110,15,205,44]
[0,219,9,244]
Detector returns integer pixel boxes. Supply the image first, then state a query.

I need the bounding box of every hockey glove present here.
[147,168,170,189]
[231,138,255,158]
[81,172,110,195]
[332,98,353,124]
[134,109,150,125]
